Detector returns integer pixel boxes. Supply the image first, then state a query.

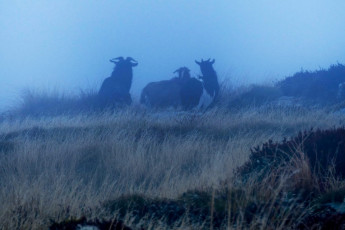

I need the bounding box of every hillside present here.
[1,105,345,229]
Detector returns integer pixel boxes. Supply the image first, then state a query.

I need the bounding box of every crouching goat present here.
[140,67,191,109]
[98,57,138,108]
[140,59,219,110]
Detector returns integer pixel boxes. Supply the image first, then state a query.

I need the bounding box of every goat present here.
[141,59,220,110]
[195,58,220,109]
[98,56,138,108]
[140,67,192,109]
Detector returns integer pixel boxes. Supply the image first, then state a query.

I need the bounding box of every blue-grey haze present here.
[1,0,345,111]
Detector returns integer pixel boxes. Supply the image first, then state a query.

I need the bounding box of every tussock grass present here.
[1,104,345,229]
[5,88,99,119]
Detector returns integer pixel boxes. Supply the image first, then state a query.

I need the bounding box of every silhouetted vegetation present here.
[277,64,345,104]
[239,128,345,185]
[236,127,345,229]
[228,63,345,108]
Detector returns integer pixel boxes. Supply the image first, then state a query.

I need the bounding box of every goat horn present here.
[183,67,190,72]
[126,57,138,63]
[173,68,181,74]
[110,57,124,63]
[112,57,124,61]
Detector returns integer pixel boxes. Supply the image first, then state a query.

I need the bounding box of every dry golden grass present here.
[1,105,345,229]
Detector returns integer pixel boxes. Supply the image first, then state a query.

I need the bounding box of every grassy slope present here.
[1,105,345,229]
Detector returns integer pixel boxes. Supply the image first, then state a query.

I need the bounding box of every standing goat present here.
[194,58,220,109]
[98,57,138,108]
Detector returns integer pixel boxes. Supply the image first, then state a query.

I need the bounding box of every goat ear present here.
[195,60,201,65]
[210,59,215,64]
[131,62,138,67]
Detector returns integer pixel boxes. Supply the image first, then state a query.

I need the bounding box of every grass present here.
[4,88,99,119]
[1,78,345,229]
[1,98,345,229]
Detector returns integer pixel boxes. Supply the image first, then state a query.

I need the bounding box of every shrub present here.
[276,64,345,104]
[238,128,345,193]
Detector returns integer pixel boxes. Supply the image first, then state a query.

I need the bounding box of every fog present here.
[1,0,345,111]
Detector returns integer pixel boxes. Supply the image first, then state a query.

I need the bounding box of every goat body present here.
[98,57,137,108]
[140,78,183,108]
[141,67,205,109]
[140,61,219,110]
[195,59,220,108]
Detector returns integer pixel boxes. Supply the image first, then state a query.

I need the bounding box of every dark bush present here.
[238,127,345,189]
[276,64,345,104]
[229,64,345,108]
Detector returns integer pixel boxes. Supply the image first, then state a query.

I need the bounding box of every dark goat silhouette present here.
[181,58,219,110]
[98,57,138,108]
[178,59,219,109]
[173,66,191,80]
[140,59,219,110]
[195,58,219,99]
[140,67,193,109]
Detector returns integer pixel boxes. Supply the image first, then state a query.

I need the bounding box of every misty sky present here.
[1,1,345,111]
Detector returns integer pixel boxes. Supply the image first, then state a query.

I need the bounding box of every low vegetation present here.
[1,103,345,229]
[277,64,345,104]
[2,64,345,229]
[228,63,345,108]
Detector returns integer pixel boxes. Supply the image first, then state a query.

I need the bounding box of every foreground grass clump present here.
[1,105,345,229]
[103,190,236,228]
[239,128,345,188]
[236,127,345,229]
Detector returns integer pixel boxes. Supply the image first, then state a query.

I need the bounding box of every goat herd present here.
[98,57,220,110]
